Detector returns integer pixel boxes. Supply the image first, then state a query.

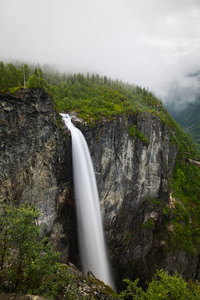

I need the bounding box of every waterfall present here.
[61,113,114,289]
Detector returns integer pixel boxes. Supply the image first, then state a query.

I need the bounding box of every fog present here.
[0,0,200,102]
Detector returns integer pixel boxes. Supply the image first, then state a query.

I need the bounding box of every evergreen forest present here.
[167,98,200,148]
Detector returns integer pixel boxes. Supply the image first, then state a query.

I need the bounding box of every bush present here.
[0,204,75,298]
[120,269,200,299]
[28,74,47,88]
[129,125,150,144]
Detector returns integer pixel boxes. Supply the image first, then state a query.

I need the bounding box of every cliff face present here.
[77,114,198,288]
[81,114,174,222]
[0,89,77,263]
[1,89,199,290]
[0,89,59,231]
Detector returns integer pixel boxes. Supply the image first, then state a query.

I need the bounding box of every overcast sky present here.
[0,0,200,100]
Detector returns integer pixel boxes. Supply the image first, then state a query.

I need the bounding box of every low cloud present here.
[0,0,200,102]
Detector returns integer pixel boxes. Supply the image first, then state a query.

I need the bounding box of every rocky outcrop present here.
[0,262,119,299]
[0,89,77,264]
[0,89,58,230]
[62,262,120,299]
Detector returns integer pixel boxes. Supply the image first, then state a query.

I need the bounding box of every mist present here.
[0,0,200,102]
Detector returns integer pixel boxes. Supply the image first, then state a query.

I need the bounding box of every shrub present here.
[0,204,75,298]
[129,125,150,144]
[120,269,200,299]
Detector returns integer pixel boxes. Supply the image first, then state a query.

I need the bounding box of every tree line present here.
[0,62,47,90]
[0,61,170,125]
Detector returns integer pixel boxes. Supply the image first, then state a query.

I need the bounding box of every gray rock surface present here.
[80,114,176,222]
[75,114,198,287]
[0,89,73,237]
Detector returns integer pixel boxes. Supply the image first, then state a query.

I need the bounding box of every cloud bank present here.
[0,0,200,101]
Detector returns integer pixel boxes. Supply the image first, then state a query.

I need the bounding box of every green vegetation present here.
[47,73,172,127]
[1,205,200,298]
[0,62,46,92]
[144,218,155,229]
[167,94,200,148]
[28,68,47,88]
[120,269,200,299]
[0,61,170,126]
[168,156,200,253]
[129,125,150,144]
[165,122,200,253]
[0,204,121,299]
[0,204,88,299]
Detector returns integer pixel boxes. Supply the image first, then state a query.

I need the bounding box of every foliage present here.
[27,67,47,88]
[128,124,137,137]
[0,61,171,125]
[167,95,200,148]
[0,204,80,298]
[2,204,200,298]
[169,155,200,253]
[0,62,47,92]
[28,73,46,88]
[144,218,155,229]
[129,125,150,144]
[0,62,27,91]
[120,269,200,299]
[165,120,200,252]
[47,75,171,125]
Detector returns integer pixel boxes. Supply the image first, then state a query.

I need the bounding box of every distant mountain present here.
[167,98,200,146]
[187,71,200,78]
[165,72,200,147]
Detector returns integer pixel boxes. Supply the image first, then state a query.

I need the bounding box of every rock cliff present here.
[76,113,200,289]
[0,89,60,232]
[76,114,182,288]
[0,89,77,264]
[1,89,199,292]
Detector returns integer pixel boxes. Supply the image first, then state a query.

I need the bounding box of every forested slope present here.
[0,61,170,124]
[165,72,200,148]
[167,97,200,147]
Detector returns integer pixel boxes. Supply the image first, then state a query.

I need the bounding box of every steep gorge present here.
[0,89,199,291]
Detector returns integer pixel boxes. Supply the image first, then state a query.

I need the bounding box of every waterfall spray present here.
[61,113,114,289]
